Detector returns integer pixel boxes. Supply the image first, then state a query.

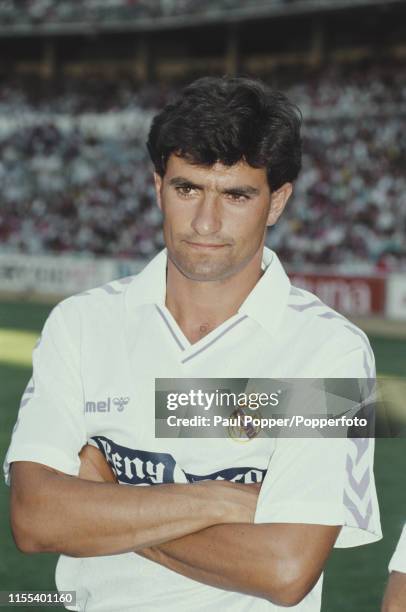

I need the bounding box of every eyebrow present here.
[168,176,260,196]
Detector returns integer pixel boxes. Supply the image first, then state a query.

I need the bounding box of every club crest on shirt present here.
[227,406,263,442]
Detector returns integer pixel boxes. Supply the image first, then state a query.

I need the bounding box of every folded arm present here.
[9,446,258,557]
[77,444,340,607]
[138,521,340,606]
[382,572,406,612]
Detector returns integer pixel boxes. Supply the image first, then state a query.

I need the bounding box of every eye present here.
[175,185,196,197]
[227,193,249,203]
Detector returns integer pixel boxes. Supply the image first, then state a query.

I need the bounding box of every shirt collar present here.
[126,247,168,308]
[126,246,290,337]
[238,246,291,336]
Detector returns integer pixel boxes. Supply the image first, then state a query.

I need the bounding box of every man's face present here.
[154,153,291,282]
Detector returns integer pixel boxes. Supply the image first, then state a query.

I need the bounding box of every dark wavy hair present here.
[146,75,302,192]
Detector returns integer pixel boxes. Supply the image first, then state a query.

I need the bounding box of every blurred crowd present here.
[0,125,163,258]
[0,65,405,272]
[1,63,404,118]
[1,0,294,26]
[272,116,405,271]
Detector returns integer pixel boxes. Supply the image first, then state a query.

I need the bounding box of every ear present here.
[266,182,293,227]
[153,172,163,211]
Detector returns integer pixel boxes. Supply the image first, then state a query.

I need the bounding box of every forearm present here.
[382,572,406,612]
[10,463,228,557]
[139,523,289,602]
[138,522,339,606]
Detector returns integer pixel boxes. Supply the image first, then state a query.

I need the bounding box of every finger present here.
[79,444,118,483]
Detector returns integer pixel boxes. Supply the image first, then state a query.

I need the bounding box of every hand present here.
[194,479,261,525]
[137,481,262,563]
[78,445,260,523]
[78,444,118,483]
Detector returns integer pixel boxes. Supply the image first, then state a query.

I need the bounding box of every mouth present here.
[184,241,229,250]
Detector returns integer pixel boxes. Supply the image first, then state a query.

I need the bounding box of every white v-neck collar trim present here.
[155,303,249,362]
[125,246,291,339]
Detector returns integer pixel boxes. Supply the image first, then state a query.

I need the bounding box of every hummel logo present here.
[113,397,130,412]
[84,396,130,413]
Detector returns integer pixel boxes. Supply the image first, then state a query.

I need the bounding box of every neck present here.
[165,248,264,335]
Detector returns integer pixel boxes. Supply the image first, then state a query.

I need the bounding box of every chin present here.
[178,261,235,282]
[169,245,237,282]
[171,254,217,279]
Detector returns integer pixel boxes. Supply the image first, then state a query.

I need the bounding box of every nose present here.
[191,194,222,236]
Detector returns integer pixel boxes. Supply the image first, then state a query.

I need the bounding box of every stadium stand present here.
[0,1,349,26]
[0,63,405,270]
[2,0,404,28]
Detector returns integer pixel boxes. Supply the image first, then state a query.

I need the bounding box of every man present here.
[3,76,381,611]
[382,524,406,611]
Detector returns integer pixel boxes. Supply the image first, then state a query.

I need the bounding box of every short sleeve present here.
[2,302,87,486]
[254,336,382,549]
[389,524,406,573]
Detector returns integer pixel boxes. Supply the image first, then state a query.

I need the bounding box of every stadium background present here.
[0,0,405,610]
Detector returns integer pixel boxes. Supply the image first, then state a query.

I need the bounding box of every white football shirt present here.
[389,525,406,574]
[3,246,381,611]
